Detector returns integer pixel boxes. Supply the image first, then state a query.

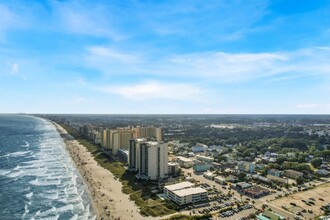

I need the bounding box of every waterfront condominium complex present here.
[133,127,163,142]
[129,138,168,180]
[100,128,134,155]
[98,126,163,156]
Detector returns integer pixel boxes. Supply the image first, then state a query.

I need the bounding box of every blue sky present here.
[1,0,330,114]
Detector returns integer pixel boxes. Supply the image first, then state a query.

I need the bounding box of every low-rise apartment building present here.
[164,182,208,206]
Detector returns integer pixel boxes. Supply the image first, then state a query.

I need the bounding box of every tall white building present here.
[129,139,168,180]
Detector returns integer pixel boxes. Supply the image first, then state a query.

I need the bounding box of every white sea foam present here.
[74,203,85,213]
[8,170,24,178]
[83,205,96,220]
[56,204,74,213]
[25,192,33,199]
[42,216,60,220]
[22,204,29,218]
[44,191,59,200]
[21,141,30,147]
[70,214,78,220]
[0,169,11,176]
[35,207,57,217]
[0,150,32,158]
[29,178,61,186]
[13,165,21,170]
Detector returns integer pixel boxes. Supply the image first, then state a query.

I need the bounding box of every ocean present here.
[0,115,95,220]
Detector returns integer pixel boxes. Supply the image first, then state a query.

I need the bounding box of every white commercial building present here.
[214,176,227,185]
[129,139,168,180]
[176,156,194,168]
[196,155,214,163]
[164,182,208,206]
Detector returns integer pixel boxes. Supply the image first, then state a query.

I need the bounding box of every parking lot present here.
[180,168,257,219]
[270,182,330,218]
[218,204,254,218]
[180,168,330,219]
[186,200,255,219]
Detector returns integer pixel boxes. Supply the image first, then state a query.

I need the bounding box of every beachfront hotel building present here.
[100,128,108,148]
[112,129,134,155]
[164,182,208,206]
[133,127,163,142]
[98,126,162,155]
[99,128,134,155]
[129,139,168,180]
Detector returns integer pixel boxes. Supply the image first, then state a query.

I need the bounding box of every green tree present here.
[296,176,304,185]
[319,150,330,161]
[311,158,322,168]
[238,172,247,181]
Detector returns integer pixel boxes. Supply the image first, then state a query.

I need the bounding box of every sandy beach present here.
[53,122,154,220]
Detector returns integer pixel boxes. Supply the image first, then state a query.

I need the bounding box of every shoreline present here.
[52,122,151,220]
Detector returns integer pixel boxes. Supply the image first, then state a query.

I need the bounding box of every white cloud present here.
[0,61,19,76]
[163,52,289,82]
[96,81,204,101]
[86,46,140,63]
[85,46,330,83]
[10,63,18,75]
[52,1,124,40]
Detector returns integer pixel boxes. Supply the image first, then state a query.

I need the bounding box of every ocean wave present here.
[70,214,79,220]
[21,141,30,147]
[6,169,24,178]
[34,206,57,217]
[56,204,74,213]
[44,191,59,200]
[29,178,61,186]
[22,204,30,219]
[25,192,33,199]
[83,204,96,220]
[41,216,60,220]
[0,150,32,158]
[0,169,11,176]
[1,117,95,219]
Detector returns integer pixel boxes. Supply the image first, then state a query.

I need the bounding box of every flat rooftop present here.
[197,155,213,159]
[214,176,226,180]
[118,149,129,153]
[177,156,193,162]
[146,141,158,146]
[164,181,194,191]
[136,138,146,142]
[174,187,207,197]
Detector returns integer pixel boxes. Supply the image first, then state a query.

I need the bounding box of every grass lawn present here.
[60,124,177,217]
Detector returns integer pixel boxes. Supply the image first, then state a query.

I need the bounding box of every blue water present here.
[0,115,95,220]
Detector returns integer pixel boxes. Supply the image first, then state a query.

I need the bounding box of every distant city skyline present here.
[1,0,330,114]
